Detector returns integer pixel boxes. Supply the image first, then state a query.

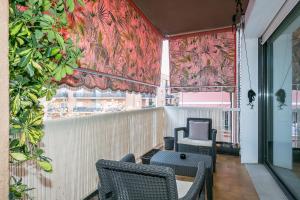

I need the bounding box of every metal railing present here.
[73,91,126,98]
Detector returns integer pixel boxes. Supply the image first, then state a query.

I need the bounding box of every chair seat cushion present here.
[176,180,193,198]
[178,137,212,147]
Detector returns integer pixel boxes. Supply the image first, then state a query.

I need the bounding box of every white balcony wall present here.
[10,108,165,200]
[10,106,238,199]
[164,107,239,143]
[165,107,223,136]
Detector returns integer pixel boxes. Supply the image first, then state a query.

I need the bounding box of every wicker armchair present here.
[174,118,217,172]
[96,154,206,200]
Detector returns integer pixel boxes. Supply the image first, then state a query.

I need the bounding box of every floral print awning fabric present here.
[169,28,236,93]
[61,70,157,93]
[61,0,163,94]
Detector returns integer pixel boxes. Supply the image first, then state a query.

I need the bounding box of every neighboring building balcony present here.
[73,91,126,99]
[54,92,68,98]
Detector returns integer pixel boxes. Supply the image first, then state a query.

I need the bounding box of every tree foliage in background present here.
[9,0,83,199]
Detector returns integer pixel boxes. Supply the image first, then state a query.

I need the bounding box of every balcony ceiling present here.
[132,0,249,36]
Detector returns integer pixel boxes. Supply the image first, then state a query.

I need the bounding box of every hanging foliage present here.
[9,0,83,199]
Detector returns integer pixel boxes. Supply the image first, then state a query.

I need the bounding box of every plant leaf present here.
[20,52,32,68]
[11,22,23,36]
[18,48,32,57]
[28,92,38,103]
[49,47,60,57]
[31,61,42,73]
[12,94,21,115]
[78,0,85,6]
[47,31,55,42]
[35,30,44,40]
[66,0,75,12]
[37,160,53,172]
[10,152,27,161]
[20,133,26,145]
[25,63,35,77]
[43,0,51,11]
[55,33,65,50]
[65,66,73,75]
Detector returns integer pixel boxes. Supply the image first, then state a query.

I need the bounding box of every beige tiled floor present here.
[177,154,259,200]
[213,155,259,200]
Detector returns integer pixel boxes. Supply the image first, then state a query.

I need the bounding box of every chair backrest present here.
[187,118,212,140]
[96,159,178,200]
[119,153,136,163]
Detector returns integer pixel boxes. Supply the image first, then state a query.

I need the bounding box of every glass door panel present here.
[266,7,300,199]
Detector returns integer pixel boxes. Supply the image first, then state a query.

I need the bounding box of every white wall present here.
[240,38,259,163]
[244,0,286,38]
[240,0,298,163]
[0,0,9,198]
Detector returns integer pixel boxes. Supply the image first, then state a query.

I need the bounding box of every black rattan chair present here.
[174,118,217,172]
[96,154,206,200]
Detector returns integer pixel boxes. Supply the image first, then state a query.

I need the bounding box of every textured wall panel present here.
[11,108,165,199]
[164,107,239,143]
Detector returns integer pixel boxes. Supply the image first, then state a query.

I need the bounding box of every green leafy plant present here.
[9,177,33,200]
[9,0,83,199]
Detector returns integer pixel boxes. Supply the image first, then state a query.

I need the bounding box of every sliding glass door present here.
[263,3,300,199]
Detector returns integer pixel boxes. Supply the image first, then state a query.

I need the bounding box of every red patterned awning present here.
[61,0,163,94]
[169,28,236,93]
[61,69,157,94]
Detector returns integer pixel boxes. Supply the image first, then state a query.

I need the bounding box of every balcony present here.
[2,0,300,199]
[10,106,250,199]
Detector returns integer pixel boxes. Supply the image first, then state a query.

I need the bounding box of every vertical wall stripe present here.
[0,0,9,198]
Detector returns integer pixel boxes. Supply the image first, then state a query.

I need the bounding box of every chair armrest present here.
[174,127,187,138]
[210,129,217,143]
[119,153,136,163]
[174,127,187,151]
[210,129,217,172]
[175,127,187,133]
[179,162,206,200]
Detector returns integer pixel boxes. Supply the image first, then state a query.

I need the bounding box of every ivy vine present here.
[9,0,83,199]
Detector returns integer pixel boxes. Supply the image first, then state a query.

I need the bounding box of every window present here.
[263,4,300,199]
